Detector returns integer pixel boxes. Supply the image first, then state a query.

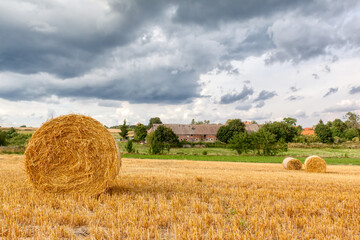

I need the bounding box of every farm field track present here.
[1,155,360,239]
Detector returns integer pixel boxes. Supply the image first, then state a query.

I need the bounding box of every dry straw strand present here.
[24,114,121,195]
[305,155,326,173]
[282,157,302,170]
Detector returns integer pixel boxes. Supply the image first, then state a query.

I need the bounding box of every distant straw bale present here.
[305,155,326,173]
[25,114,121,195]
[282,157,302,170]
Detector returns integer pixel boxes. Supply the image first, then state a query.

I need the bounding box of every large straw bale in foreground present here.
[282,157,302,170]
[25,114,121,195]
[305,155,326,173]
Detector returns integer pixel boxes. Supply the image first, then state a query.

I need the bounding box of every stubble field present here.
[1,154,360,239]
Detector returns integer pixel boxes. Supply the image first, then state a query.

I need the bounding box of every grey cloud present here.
[265,15,347,64]
[0,0,170,78]
[255,101,265,108]
[350,86,360,94]
[226,27,276,60]
[0,68,201,104]
[215,62,239,75]
[330,55,339,63]
[97,100,123,108]
[173,0,310,27]
[287,95,303,101]
[0,0,359,105]
[324,65,331,73]
[323,102,360,113]
[235,104,252,111]
[60,70,200,104]
[323,88,338,97]
[312,74,319,79]
[248,112,273,121]
[254,90,277,102]
[290,86,300,92]
[219,86,254,104]
[293,111,307,118]
[312,112,320,117]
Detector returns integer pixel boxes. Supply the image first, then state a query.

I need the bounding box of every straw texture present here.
[282,157,302,170]
[25,114,121,195]
[305,155,326,173]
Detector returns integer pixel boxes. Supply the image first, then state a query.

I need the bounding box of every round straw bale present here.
[282,157,302,170]
[304,155,326,173]
[25,114,121,195]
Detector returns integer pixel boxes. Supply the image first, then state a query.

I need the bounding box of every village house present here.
[150,123,260,142]
[301,127,315,136]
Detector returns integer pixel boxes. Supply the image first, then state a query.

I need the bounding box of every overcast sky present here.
[0,0,360,127]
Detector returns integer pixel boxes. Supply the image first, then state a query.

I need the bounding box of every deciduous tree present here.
[134,124,147,141]
[315,120,333,143]
[147,117,162,130]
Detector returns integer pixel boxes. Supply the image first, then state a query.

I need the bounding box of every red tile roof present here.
[301,127,314,136]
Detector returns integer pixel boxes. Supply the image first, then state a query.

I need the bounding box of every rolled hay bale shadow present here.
[282,157,302,170]
[25,114,121,195]
[305,155,326,173]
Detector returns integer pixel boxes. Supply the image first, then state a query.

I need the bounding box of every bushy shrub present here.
[261,121,298,143]
[229,131,252,155]
[251,129,288,156]
[125,140,134,153]
[149,137,163,154]
[204,141,227,148]
[0,131,7,146]
[293,135,305,143]
[344,128,359,140]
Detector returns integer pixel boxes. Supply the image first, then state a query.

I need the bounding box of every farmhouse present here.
[150,123,260,142]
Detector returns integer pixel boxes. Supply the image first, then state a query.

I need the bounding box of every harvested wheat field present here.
[1,155,360,239]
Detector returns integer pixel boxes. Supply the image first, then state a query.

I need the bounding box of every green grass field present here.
[122,153,360,165]
[119,142,360,165]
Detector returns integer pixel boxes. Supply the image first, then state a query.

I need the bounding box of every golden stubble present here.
[1,155,360,239]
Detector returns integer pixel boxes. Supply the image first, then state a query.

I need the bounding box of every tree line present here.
[117,112,360,156]
[0,127,32,147]
[314,112,360,143]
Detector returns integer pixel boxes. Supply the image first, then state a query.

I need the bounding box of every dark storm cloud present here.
[323,88,338,98]
[254,90,277,102]
[219,86,254,104]
[65,70,200,104]
[225,28,276,60]
[0,0,359,104]
[264,0,359,64]
[173,0,309,26]
[0,0,170,78]
[0,68,200,104]
[350,86,360,94]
